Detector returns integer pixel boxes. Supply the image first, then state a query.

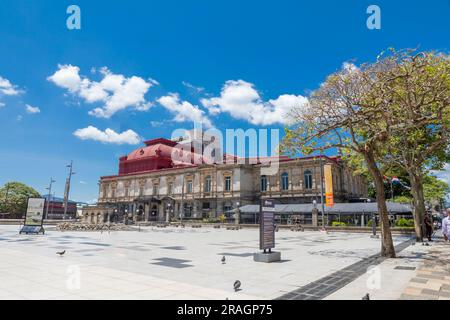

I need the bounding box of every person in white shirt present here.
[442,209,450,241]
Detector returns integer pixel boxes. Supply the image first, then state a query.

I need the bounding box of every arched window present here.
[281,172,289,191]
[261,175,268,192]
[204,176,212,192]
[304,170,313,189]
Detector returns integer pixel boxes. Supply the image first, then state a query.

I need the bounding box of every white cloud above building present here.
[201,80,308,125]
[48,65,156,118]
[157,93,213,128]
[73,126,141,145]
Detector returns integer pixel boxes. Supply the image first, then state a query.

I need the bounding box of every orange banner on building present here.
[324,164,334,207]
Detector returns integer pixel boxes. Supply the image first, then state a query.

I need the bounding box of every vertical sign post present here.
[20,198,46,235]
[255,199,281,263]
[260,199,275,252]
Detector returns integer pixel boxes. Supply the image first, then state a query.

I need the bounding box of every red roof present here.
[103,137,342,179]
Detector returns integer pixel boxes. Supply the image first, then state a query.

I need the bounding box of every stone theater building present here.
[82,131,367,224]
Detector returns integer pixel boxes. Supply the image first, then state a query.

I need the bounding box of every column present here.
[312,208,319,227]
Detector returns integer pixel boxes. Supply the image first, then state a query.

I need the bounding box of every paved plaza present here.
[0,224,418,300]
[400,242,450,300]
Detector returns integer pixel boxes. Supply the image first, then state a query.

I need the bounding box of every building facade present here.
[82,135,367,224]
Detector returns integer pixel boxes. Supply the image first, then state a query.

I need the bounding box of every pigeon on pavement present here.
[56,250,66,257]
[234,280,241,292]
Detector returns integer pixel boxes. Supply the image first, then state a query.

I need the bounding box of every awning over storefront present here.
[228,202,412,215]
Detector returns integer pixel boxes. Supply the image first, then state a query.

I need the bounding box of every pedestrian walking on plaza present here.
[442,209,450,242]
[424,212,434,242]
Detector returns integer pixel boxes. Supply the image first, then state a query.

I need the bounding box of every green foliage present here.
[331,221,347,227]
[202,217,221,224]
[395,218,415,228]
[219,214,226,223]
[0,182,41,218]
[393,196,413,204]
[423,175,449,205]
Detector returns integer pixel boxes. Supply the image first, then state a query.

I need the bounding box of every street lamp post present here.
[63,161,75,220]
[3,183,11,216]
[45,178,56,220]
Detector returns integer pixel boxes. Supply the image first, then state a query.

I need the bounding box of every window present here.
[153,185,159,196]
[139,186,144,197]
[168,183,173,195]
[225,176,232,192]
[281,172,289,191]
[204,176,212,192]
[304,170,313,189]
[103,185,108,198]
[187,181,193,194]
[261,175,268,192]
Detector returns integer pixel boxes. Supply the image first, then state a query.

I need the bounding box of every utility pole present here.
[45,178,56,220]
[50,192,55,217]
[63,161,75,220]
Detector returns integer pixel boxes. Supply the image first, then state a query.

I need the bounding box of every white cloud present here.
[0,76,22,96]
[150,120,166,127]
[157,93,213,128]
[182,81,205,93]
[0,102,5,108]
[201,80,308,125]
[16,115,23,122]
[48,65,156,118]
[25,104,41,114]
[73,126,141,145]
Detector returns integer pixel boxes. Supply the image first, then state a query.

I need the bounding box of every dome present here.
[127,143,174,160]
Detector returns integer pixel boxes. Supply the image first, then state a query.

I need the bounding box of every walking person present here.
[424,211,433,242]
[442,209,450,242]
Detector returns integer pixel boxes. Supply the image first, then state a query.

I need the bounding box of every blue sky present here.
[0,0,449,203]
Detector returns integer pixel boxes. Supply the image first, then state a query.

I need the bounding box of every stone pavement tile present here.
[400,294,428,300]
[410,277,428,284]
[421,288,440,296]
[416,274,446,280]
[422,280,443,291]
[437,290,450,298]
[403,287,422,295]
[408,282,431,290]
[441,284,450,291]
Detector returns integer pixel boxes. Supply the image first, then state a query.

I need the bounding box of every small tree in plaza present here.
[0,182,41,218]
[282,58,398,257]
[371,51,450,241]
[282,49,450,250]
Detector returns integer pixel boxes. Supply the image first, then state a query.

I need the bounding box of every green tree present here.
[423,175,449,209]
[0,182,41,218]
[282,57,398,257]
[371,50,450,241]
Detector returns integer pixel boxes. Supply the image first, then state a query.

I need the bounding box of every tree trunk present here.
[408,171,426,242]
[364,151,396,258]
